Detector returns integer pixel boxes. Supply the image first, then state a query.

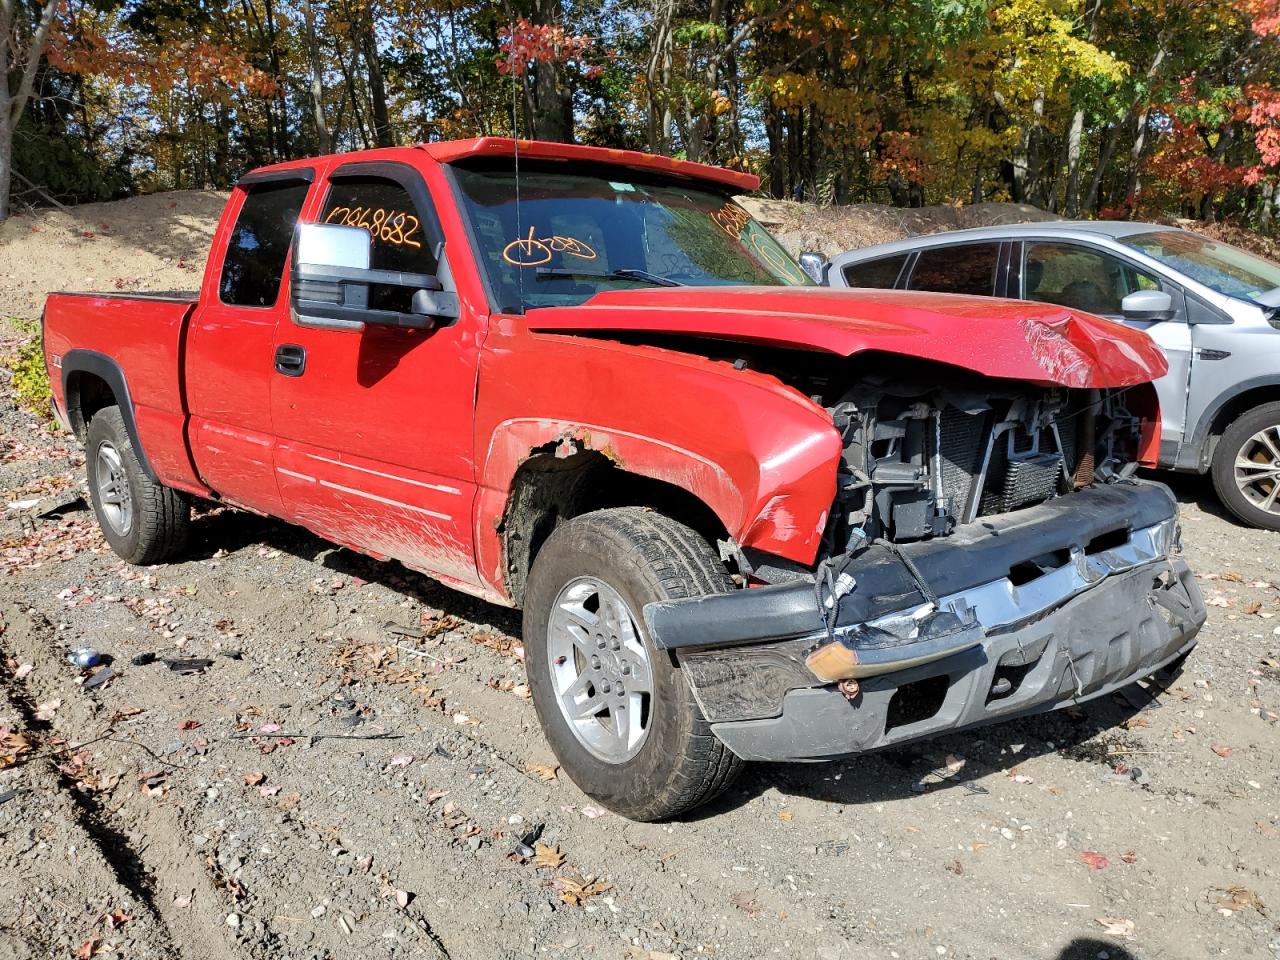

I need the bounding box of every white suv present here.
[825,222,1280,530]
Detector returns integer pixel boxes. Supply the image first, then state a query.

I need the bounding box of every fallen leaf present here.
[179,719,201,730]
[1211,743,1233,759]
[242,771,266,786]
[533,841,566,869]
[555,874,611,906]
[579,805,608,819]
[1120,850,1138,864]
[1096,916,1135,939]
[778,809,794,822]
[526,761,559,781]
[34,699,61,721]
[1080,850,1110,870]
[730,890,761,916]
[75,936,103,959]
[1245,601,1263,616]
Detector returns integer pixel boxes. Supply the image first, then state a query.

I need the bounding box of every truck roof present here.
[239,138,760,193]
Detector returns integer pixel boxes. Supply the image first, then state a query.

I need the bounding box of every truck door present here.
[187,171,314,515]
[269,159,483,592]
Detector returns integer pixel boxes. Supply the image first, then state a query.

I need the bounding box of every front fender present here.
[473,331,843,599]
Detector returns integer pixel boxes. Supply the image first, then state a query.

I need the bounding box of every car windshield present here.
[450,163,812,312]
[1120,230,1280,303]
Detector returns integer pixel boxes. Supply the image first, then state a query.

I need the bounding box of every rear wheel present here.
[523,507,743,821]
[1211,401,1280,532]
[86,406,191,564]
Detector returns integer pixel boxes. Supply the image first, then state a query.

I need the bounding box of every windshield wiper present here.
[534,267,684,287]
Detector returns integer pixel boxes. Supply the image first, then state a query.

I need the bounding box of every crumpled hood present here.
[523,286,1168,388]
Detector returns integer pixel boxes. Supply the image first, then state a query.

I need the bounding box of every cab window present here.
[1022,242,1163,316]
[842,253,909,289]
[219,180,310,308]
[907,243,1000,297]
[321,175,439,311]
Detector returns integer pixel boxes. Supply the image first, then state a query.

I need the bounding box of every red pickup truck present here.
[42,138,1206,820]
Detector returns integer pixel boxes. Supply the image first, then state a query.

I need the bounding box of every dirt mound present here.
[738,197,1061,257]
[0,190,225,321]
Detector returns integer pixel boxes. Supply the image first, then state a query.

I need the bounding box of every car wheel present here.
[86,406,191,564]
[523,507,744,821]
[1211,401,1280,532]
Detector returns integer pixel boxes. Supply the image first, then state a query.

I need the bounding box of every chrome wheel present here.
[95,441,133,536]
[547,576,653,763]
[1233,425,1280,517]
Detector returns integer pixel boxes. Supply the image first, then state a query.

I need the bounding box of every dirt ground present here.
[1,193,1279,960]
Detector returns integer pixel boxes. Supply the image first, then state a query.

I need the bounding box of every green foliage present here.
[2,319,52,418]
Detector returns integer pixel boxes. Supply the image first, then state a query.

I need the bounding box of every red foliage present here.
[497,17,598,78]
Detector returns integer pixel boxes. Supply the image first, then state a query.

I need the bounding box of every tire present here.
[1210,401,1280,532]
[523,507,744,821]
[85,406,191,564]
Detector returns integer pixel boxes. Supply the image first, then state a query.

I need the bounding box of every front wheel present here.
[1211,401,1280,532]
[523,508,743,821]
[86,406,191,564]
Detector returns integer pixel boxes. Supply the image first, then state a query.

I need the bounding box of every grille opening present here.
[986,662,1034,704]
[1007,548,1072,586]
[1085,527,1129,555]
[885,674,950,732]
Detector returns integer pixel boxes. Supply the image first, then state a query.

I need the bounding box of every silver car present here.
[824,222,1280,530]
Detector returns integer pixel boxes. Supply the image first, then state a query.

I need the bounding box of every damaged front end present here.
[643,371,1206,762]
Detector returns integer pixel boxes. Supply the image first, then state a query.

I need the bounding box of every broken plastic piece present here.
[83,666,114,690]
[167,658,214,674]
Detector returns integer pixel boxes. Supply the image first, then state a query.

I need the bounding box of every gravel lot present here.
[1,194,1278,959]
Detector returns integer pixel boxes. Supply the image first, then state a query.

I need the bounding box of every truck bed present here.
[43,290,201,493]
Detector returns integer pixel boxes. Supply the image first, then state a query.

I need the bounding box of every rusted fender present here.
[473,323,842,599]
[524,286,1169,390]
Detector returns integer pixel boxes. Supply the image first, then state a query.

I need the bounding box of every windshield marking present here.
[502,226,598,266]
[711,203,751,239]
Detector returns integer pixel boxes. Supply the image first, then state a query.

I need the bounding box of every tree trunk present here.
[360,11,394,147]
[1125,34,1170,212]
[1064,108,1085,215]
[1083,121,1119,213]
[303,0,332,153]
[0,0,60,221]
[527,0,573,142]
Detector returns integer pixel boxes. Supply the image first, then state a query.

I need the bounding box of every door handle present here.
[274,344,306,377]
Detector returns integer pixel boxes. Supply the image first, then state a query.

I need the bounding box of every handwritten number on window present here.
[324,206,422,250]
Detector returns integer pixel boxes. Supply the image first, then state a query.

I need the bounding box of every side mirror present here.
[1120,289,1175,322]
[291,222,459,331]
[798,251,828,285]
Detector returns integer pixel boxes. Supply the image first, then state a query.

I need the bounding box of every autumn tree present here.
[1,0,60,220]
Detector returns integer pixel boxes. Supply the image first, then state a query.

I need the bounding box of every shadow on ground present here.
[185,503,1171,820]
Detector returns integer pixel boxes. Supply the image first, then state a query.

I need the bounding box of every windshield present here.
[1120,230,1280,303]
[450,163,812,312]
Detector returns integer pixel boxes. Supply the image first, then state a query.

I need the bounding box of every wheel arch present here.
[1183,377,1280,472]
[61,349,157,480]
[495,444,734,608]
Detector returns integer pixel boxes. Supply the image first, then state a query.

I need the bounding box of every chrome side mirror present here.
[291,222,458,331]
[1120,289,1175,322]
[296,222,371,272]
[798,251,828,285]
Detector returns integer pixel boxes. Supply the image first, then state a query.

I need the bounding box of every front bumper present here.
[643,482,1206,762]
